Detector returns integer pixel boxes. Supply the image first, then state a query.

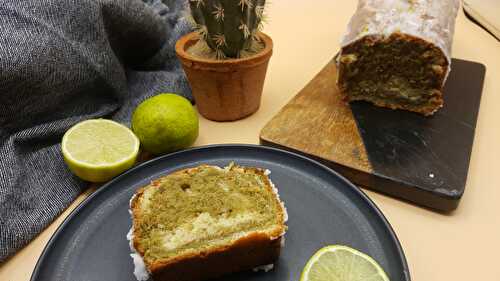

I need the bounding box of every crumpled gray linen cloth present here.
[0,0,191,262]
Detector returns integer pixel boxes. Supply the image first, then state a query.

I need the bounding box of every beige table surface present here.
[1,1,500,280]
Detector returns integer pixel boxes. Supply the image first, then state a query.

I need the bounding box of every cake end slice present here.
[337,33,448,116]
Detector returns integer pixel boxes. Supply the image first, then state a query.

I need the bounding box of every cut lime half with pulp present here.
[62,119,140,182]
[300,245,390,281]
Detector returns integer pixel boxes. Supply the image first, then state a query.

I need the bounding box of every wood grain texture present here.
[260,59,372,174]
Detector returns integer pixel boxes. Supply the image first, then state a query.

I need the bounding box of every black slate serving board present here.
[261,58,486,211]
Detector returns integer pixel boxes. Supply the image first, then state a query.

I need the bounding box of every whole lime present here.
[131,94,199,155]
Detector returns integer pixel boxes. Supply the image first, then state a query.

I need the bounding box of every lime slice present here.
[300,245,390,281]
[62,119,140,182]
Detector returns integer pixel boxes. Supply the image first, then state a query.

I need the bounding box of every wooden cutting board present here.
[260,58,485,212]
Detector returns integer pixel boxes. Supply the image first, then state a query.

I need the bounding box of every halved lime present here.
[300,245,390,281]
[61,119,140,182]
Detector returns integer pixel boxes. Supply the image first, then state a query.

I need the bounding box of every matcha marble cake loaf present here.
[337,0,460,115]
[127,164,287,281]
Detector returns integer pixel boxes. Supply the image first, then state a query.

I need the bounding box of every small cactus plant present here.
[187,0,267,59]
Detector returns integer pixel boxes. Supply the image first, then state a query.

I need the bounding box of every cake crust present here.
[130,165,286,281]
[149,233,282,281]
[337,0,460,116]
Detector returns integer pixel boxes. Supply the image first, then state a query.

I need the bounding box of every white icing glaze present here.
[128,193,136,215]
[127,226,151,281]
[340,0,460,83]
[265,169,288,224]
[252,263,274,272]
[127,193,151,281]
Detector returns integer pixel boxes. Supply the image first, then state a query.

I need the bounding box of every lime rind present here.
[61,119,140,182]
[300,245,390,281]
[131,93,198,155]
[62,119,139,168]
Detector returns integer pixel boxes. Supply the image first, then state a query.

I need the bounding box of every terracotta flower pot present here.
[175,32,273,121]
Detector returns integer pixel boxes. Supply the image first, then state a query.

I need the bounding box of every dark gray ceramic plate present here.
[31,144,410,281]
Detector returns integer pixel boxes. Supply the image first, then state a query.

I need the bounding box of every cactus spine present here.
[188,0,266,59]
